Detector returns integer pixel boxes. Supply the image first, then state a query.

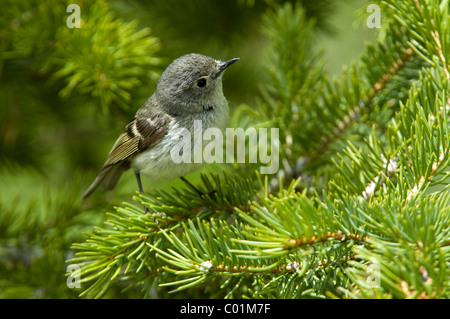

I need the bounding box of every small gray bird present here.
[82,53,239,199]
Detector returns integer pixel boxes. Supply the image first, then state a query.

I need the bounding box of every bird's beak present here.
[214,58,239,78]
[219,58,239,71]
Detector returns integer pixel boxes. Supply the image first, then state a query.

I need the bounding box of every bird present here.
[82,53,239,200]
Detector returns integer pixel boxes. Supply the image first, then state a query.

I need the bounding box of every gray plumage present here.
[82,53,238,199]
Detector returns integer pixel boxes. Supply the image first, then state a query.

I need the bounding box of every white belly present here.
[131,108,227,181]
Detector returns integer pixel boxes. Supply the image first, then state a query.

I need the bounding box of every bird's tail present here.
[82,162,130,199]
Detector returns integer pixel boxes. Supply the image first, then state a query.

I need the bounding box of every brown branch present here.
[187,254,356,276]
[281,231,369,250]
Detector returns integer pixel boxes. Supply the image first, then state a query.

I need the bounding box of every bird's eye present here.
[197,78,207,87]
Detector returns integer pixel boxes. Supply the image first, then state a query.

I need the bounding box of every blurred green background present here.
[0,0,375,298]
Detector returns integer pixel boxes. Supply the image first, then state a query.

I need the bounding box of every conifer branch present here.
[282,231,370,250]
[412,0,450,81]
[63,0,450,299]
[406,94,450,200]
[305,47,414,167]
[358,155,399,202]
[407,152,446,200]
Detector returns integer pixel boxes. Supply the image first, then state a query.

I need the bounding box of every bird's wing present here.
[82,114,171,199]
[104,115,171,167]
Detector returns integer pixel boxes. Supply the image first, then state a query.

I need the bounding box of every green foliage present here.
[1,0,449,299]
[0,162,103,298]
[54,2,161,113]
